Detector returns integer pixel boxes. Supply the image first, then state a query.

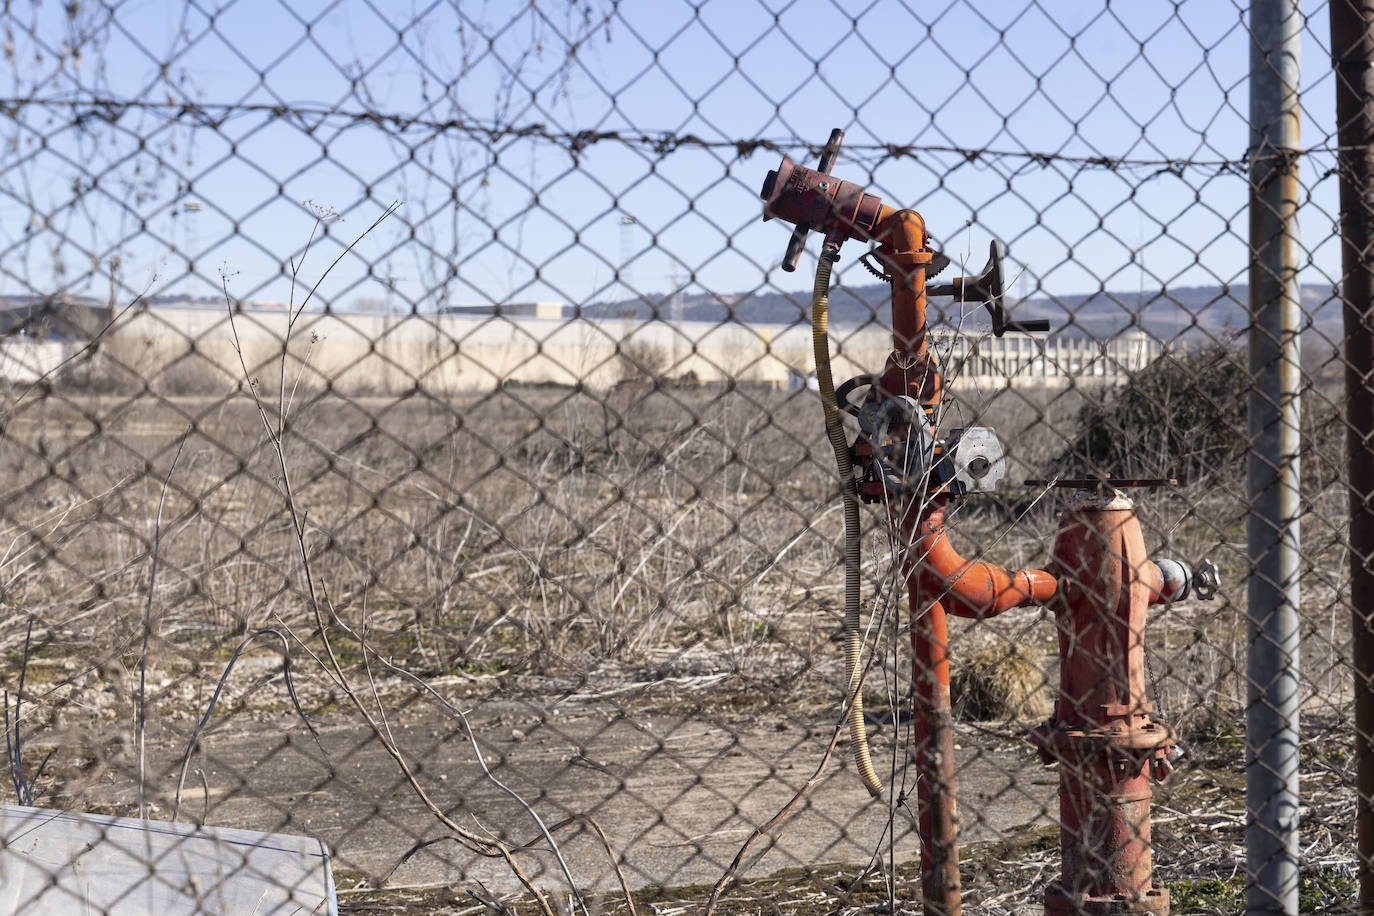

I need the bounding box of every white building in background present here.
[789,331,1163,390]
[0,338,72,383]
[0,295,1166,394]
[935,330,1163,382]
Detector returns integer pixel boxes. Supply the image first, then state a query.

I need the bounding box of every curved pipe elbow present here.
[872,206,921,252]
[916,524,1057,619]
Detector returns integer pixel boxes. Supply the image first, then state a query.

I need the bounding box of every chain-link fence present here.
[0,0,1365,913]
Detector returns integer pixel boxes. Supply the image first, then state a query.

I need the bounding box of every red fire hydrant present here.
[1030,485,1188,915]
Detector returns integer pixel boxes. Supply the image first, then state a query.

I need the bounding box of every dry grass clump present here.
[950,642,1051,722]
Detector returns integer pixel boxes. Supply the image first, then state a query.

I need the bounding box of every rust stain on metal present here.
[1030,493,1174,913]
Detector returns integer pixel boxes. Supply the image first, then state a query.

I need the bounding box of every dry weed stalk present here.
[4,618,51,806]
[169,627,317,823]
[137,426,188,819]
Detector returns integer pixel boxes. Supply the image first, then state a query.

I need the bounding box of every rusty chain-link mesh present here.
[0,0,1363,913]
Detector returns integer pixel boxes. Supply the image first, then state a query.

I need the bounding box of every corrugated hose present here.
[811,245,884,799]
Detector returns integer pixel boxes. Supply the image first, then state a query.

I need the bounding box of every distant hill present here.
[582,282,1345,342]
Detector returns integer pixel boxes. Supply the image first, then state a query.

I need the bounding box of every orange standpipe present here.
[763,130,1056,916]
[1028,486,1194,915]
[873,210,1054,915]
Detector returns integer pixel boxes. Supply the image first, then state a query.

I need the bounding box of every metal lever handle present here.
[927,240,1051,336]
[782,224,811,273]
[816,128,843,175]
[1005,319,1051,333]
[775,129,845,272]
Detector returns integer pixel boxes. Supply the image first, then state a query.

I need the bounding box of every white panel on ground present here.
[0,805,336,915]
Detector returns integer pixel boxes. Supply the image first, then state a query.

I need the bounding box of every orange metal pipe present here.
[762,145,1065,913]
[906,585,960,913]
[901,499,1056,915]
[914,504,1059,619]
[872,207,922,339]
[871,209,941,404]
[901,503,1055,916]
[864,208,1059,915]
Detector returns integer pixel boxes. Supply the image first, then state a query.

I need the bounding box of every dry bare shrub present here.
[950,642,1051,721]
[616,339,667,390]
[1061,342,1247,483]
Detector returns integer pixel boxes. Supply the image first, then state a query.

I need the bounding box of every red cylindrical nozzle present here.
[760,155,885,242]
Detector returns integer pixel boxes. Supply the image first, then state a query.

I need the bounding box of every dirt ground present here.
[39,668,1052,897]
[184,705,1051,894]
[23,656,1355,915]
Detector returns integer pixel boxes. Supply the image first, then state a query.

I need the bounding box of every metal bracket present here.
[944,427,1006,494]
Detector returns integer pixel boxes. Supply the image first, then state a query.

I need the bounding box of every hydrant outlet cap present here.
[1153,558,1191,602]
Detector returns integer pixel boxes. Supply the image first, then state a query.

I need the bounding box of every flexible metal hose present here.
[811,246,883,798]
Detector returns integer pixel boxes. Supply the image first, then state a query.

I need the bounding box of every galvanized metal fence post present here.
[1331,1,1374,910]
[1247,2,1304,913]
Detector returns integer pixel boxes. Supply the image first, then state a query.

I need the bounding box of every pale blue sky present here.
[0,0,1345,319]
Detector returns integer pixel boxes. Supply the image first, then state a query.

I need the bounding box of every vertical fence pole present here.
[1330,1,1374,910]
[1248,2,1303,914]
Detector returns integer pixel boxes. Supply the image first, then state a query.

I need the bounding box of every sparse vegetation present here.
[0,357,1355,911]
[1165,866,1357,914]
[950,642,1052,722]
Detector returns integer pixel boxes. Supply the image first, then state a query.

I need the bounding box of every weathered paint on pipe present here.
[872,209,940,404]
[1031,490,1173,914]
[886,225,961,916]
[905,582,962,915]
[1045,769,1167,916]
[1248,2,1303,912]
[913,506,1057,618]
[900,497,1057,916]
[760,128,1196,916]
[762,164,968,912]
[876,223,1056,914]
[1329,1,1374,908]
